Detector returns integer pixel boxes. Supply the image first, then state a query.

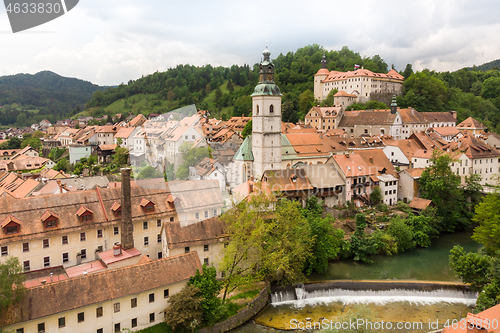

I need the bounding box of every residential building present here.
[1,252,202,333]
[397,168,425,202]
[69,145,93,164]
[457,117,487,137]
[189,158,227,193]
[421,111,457,128]
[304,106,343,130]
[338,109,403,139]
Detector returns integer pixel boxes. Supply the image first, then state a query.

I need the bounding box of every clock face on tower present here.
[267,74,273,81]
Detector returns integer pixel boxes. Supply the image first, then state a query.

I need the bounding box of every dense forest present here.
[0,71,102,126]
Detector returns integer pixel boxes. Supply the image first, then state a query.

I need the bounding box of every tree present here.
[226,80,234,92]
[449,245,492,289]
[0,257,25,311]
[175,146,211,180]
[53,158,68,172]
[349,214,377,263]
[321,89,338,107]
[113,146,129,167]
[398,70,448,112]
[387,216,415,252]
[401,64,413,80]
[164,285,204,332]
[187,265,225,325]
[481,77,500,100]
[136,165,163,179]
[281,100,298,123]
[405,214,439,248]
[472,193,500,254]
[369,186,382,205]
[298,90,315,118]
[241,120,252,139]
[419,150,469,232]
[6,137,21,149]
[302,197,346,274]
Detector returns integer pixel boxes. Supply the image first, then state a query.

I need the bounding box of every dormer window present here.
[41,211,59,229]
[1,215,21,235]
[76,206,94,223]
[140,198,155,214]
[111,201,122,217]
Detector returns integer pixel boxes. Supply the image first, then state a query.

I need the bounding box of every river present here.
[230,231,482,332]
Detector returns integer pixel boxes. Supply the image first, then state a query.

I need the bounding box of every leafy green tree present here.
[136,165,163,179]
[175,146,211,180]
[113,146,129,167]
[405,214,439,248]
[282,100,298,123]
[387,216,415,252]
[226,80,234,92]
[472,193,500,254]
[349,214,377,263]
[449,245,492,289]
[241,120,252,139]
[21,134,42,150]
[188,265,225,325]
[6,137,22,149]
[0,257,25,311]
[481,76,500,100]
[53,158,68,172]
[369,186,383,205]
[321,89,338,107]
[419,150,469,232]
[371,230,398,255]
[398,70,448,112]
[303,197,346,274]
[401,64,413,80]
[298,89,315,118]
[164,285,204,332]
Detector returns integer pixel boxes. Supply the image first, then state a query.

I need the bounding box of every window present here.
[62,235,68,245]
[58,317,65,328]
[97,329,103,333]
[149,293,155,303]
[132,318,137,328]
[204,211,209,218]
[164,289,169,298]
[43,239,49,248]
[96,306,103,318]
[158,252,163,259]
[170,217,174,222]
[23,260,30,271]
[114,323,120,332]
[157,234,161,243]
[97,229,103,238]
[37,323,45,333]
[157,219,161,227]
[80,232,86,241]
[82,214,92,223]
[364,129,368,134]
[1,246,8,256]
[6,225,19,234]
[204,244,209,252]
[195,212,199,219]
[44,256,50,268]
[16,329,24,333]
[45,219,57,228]
[131,298,137,308]
[77,312,84,323]
[144,236,149,246]
[269,105,274,113]
[185,246,190,253]
[114,226,119,235]
[213,209,217,217]
[20,242,28,253]
[114,302,120,313]
[81,249,87,259]
[185,135,188,140]
[63,252,69,263]
[143,221,148,230]
[204,258,209,265]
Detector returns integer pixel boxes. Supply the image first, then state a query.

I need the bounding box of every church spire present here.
[252,46,281,96]
[321,53,327,69]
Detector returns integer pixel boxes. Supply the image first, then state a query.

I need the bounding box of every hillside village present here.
[1,48,500,332]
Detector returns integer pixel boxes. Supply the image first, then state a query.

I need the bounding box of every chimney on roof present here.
[57,179,63,194]
[369,156,373,163]
[450,111,457,119]
[113,243,122,256]
[121,168,134,249]
[346,154,350,158]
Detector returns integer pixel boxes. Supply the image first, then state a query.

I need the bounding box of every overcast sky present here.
[1,0,499,86]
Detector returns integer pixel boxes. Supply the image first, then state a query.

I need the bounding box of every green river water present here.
[230,231,482,332]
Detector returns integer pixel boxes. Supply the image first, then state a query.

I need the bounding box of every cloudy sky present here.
[1,0,499,86]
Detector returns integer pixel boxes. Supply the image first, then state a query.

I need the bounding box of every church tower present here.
[251,46,282,178]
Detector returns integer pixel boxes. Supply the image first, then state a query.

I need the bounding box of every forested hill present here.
[83,45,390,122]
[0,71,103,126]
[469,59,500,72]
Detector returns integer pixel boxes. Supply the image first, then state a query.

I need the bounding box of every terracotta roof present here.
[194,157,217,177]
[99,247,141,265]
[413,149,434,159]
[262,168,313,193]
[332,153,375,178]
[307,106,342,118]
[40,210,60,222]
[166,180,223,213]
[128,114,147,127]
[322,68,404,82]
[297,164,345,188]
[441,134,500,159]
[0,186,175,244]
[430,127,459,137]
[457,117,487,129]
[409,197,432,210]
[0,252,202,327]
[1,215,22,228]
[76,206,93,216]
[339,110,398,127]
[164,217,226,249]
[383,138,422,160]
[404,168,425,179]
[97,144,117,151]
[355,149,398,177]
[421,112,457,123]
[398,108,428,124]
[11,178,39,198]
[315,68,330,76]
[0,156,51,172]
[114,127,136,139]
[442,304,500,333]
[111,201,121,212]
[334,90,357,98]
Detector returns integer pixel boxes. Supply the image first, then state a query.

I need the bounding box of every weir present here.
[270,280,477,306]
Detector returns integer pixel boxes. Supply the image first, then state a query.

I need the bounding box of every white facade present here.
[378,174,398,206]
[69,146,92,164]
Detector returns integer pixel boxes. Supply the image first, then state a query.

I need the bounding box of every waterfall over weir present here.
[270,281,477,307]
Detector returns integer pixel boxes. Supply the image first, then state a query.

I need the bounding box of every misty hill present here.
[470,59,500,72]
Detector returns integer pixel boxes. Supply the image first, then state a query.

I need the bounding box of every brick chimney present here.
[121,168,134,249]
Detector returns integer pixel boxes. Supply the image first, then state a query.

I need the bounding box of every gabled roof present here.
[111,201,121,212]
[403,168,425,179]
[421,112,457,123]
[140,198,154,207]
[0,252,202,327]
[1,215,22,228]
[307,106,342,118]
[339,110,398,127]
[398,108,428,124]
[331,153,375,178]
[164,217,226,249]
[409,197,432,210]
[430,126,459,138]
[40,210,60,222]
[114,127,136,139]
[457,117,487,129]
[441,134,500,159]
[76,206,93,216]
[334,90,357,98]
[322,68,404,82]
[262,168,313,193]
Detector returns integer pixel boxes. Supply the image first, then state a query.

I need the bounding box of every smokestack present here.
[121,168,134,249]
